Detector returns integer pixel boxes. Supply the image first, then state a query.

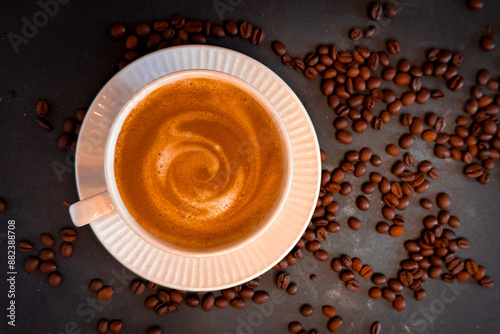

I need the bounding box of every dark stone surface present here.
[0,0,499,333]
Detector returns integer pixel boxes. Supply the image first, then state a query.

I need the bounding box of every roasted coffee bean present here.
[223,20,238,36]
[448,258,465,275]
[384,2,396,17]
[314,249,328,261]
[336,130,353,144]
[356,196,370,211]
[214,296,229,309]
[399,134,414,149]
[369,3,383,20]
[393,295,406,311]
[145,295,159,309]
[386,144,399,156]
[465,164,483,177]
[36,100,49,117]
[341,255,353,268]
[238,288,255,300]
[186,294,200,307]
[382,288,396,302]
[305,67,318,80]
[97,319,109,334]
[211,24,225,38]
[465,260,479,275]
[135,22,151,37]
[340,270,355,282]
[291,58,305,71]
[147,326,162,334]
[371,273,387,285]
[250,27,265,45]
[369,287,382,299]
[288,321,302,333]
[442,273,455,283]
[148,282,159,291]
[480,33,495,52]
[153,20,168,32]
[436,193,450,210]
[89,278,103,293]
[479,276,494,288]
[360,265,373,278]
[19,241,33,252]
[251,291,269,305]
[98,286,114,301]
[277,273,291,290]
[370,155,382,166]
[41,233,55,247]
[387,40,400,55]
[449,75,465,91]
[40,261,57,273]
[346,279,360,291]
[467,0,483,10]
[300,304,313,317]
[230,297,246,309]
[109,320,123,333]
[239,21,253,38]
[25,256,39,273]
[389,224,404,237]
[61,228,77,242]
[39,248,55,261]
[365,25,376,38]
[131,279,146,295]
[328,316,343,332]
[350,28,362,40]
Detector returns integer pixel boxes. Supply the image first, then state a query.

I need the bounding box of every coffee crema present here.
[114,77,284,250]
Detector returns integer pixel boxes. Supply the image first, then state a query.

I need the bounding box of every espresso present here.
[114,77,284,250]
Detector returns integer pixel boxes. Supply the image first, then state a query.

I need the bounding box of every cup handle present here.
[69,191,116,227]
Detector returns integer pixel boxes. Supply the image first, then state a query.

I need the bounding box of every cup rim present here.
[103,69,294,257]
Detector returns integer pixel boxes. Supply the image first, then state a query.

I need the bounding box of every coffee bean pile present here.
[269,24,496,331]
[21,228,76,288]
[110,14,266,70]
[272,41,499,185]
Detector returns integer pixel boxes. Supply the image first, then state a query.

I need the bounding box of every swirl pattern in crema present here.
[114,78,284,249]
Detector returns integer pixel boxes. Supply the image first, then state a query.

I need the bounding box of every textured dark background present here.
[1,0,500,333]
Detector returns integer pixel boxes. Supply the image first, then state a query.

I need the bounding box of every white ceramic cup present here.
[69,69,294,257]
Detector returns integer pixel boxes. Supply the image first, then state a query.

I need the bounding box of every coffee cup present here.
[69,69,293,257]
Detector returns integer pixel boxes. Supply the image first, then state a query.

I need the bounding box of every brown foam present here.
[114,78,284,249]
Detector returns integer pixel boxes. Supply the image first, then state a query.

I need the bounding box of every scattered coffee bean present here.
[19,241,33,252]
[369,2,383,21]
[147,326,162,334]
[467,0,483,10]
[36,100,49,117]
[61,228,77,242]
[49,272,62,287]
[40,261,57,273]
[301,304,313,317]
[109,320,123,333]
[25,256,39,273]
[131,279,146,295]
[328,316,343,332]
[88,280,104,295]
[98,286,114,301]
[97,319,109,334]
[371,321,382,334]
[387,40,400,55]
[277,273,291,290]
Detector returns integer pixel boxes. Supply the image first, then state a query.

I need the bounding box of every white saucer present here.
[75,45,321,291]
